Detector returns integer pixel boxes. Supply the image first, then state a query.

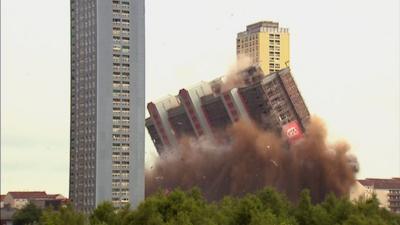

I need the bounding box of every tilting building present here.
[145,66,310,154]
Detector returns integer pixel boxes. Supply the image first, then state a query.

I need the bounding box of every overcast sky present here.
[1,0,399,196]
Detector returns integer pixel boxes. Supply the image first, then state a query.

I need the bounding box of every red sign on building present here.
[282,120,303,143]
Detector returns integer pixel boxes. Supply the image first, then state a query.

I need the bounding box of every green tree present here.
[345,195,400,225]
[12,202,43,225]
[234,194,264,225]
[122,188,215,225]
[256,187,292,218]
[29,187,400,225]
[295,190,314,225]
[39,204,86,225]
[90,202,118,225]
[321,193,353,224]
[294,189,331,225]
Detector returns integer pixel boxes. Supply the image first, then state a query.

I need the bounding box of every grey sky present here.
[1,0,399,196]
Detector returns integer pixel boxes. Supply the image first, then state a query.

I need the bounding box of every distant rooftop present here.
[358,178,400,190]
[247,21,279,31]
[238,21,288,37]
[8,191,48,199]
[5,191,65,200]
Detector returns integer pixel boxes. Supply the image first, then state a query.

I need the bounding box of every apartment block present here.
[145,66,310,154]
[350,178,400,213]
[237,21,290,74]
[70,0,145,212]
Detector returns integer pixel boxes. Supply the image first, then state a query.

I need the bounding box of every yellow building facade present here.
[237,21,290,74]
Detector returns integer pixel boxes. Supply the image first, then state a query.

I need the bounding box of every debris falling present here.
[145,117,358,203]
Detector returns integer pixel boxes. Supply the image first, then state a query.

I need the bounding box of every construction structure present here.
[237,21,290,74]
[145,66,310,154]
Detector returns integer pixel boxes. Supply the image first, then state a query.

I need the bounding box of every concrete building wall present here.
[201,95,232,132]
[349,181,372,201]
[96,0,113,208]
[350,185,389,209]
[237,83,276,130]
[3,195,15,209]
[168,105,196,139]
[70,0,145,212]
[257,33,269,73]
[145,67,309,152]
[145,118,164,155]
[185,83,214,136]
[229,88,250,120]
[375,189,390,209]
[279,32,290,69]
[129,0,146,208]
[277,69,310,129]
[350,179,400,213]
[155,96,180,146]
[388,189,400,213]
[69,0,98,212]
[14,199,29,209]
[3,195,28,210]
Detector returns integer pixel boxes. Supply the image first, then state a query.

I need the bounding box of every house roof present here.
[8,191,48,199]
[46,194,66,200]
[358,178,400,190]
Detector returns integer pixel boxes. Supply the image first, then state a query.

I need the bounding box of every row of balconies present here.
[113,101,130,106]
[113,76,130,81]
[112,165,130,169]
[112,138,130,142]
[113,120,130,126]
[113,93,130,98]
[112,156,130,161]
[112,13,130,20]
[112,21,130,27]
[112,147,130,152]
[112,67,130,72]
[113,57,130,63]
[113,4,130,10]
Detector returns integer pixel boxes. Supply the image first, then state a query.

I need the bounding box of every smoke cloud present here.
[145,117,358,203]
[220,56,253,92]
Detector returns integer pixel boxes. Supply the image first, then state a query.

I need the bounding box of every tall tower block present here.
[69,0,145,212]
[237,21,290,74]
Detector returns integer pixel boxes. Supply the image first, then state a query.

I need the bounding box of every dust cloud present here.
[220,55,253,92]
[145,117,358,202]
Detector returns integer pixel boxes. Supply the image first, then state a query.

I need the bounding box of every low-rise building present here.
[0,191,68,225]
[350,178,400,213]
[3,191,67,210]
[4,192,48,209]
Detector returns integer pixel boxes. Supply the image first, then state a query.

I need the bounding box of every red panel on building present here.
[282,120,303,143]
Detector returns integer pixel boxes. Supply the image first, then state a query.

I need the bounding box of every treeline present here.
[13,188,400,225]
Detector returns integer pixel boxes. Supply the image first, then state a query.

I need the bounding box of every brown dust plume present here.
[145,117,358,202]
[220,55,252,92]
